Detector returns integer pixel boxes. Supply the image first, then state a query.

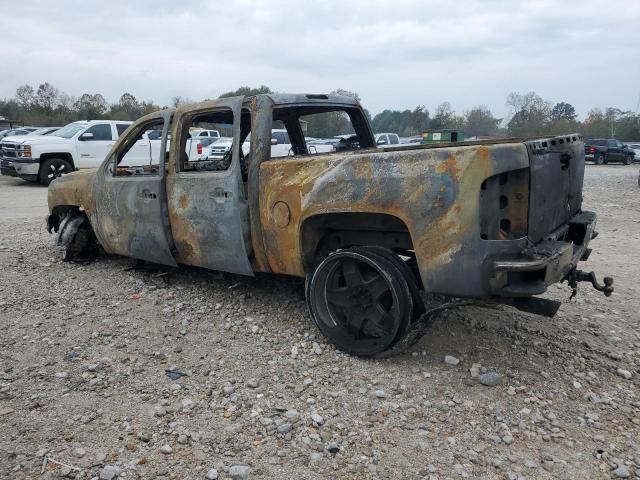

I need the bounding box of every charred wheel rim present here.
[308,250,410,356]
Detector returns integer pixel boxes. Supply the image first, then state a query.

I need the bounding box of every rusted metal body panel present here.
[259,143,530,297]
[165,98,254,274]
[246,95,276,273]
[48,169,97,217]
[92,110,177,266]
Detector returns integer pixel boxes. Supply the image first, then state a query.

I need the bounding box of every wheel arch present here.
[39,152,76,170]
[299,212,414,272]
[47,205,83,233]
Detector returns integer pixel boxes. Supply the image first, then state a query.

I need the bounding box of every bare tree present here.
[35,82,59,112]
[506,91,551,136]
[464,105,501,137]
[16,85,35,108]
[172,96,193,107]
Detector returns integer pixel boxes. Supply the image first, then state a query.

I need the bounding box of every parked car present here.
[207,129,333,160]
[584,139,635,165]
[375,132,401,146]
[307,137,341,148]
[625,143,640,162]
[186,136,220,161]
[29,127,62,136]
[189,128,221,139]
[0,120,132,185]
[401,136,422,145]
[0,127,39,139]
[46,93,611,357]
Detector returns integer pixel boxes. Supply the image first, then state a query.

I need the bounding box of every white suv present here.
[0,120,133,185]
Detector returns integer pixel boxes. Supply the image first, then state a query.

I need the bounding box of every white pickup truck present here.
[206,129,334,160]
[189,128,220,139]
[0,120,133,185]
[375,132,401,146]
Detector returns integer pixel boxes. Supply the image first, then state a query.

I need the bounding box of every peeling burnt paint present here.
[259,142,530,296]
[48,170,97,216]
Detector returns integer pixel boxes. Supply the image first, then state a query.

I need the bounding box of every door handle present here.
[139,190,157,200]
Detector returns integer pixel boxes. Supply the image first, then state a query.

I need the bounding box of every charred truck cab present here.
[47,93,612,357]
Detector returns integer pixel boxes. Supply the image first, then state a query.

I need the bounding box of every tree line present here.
[1,82,639,141]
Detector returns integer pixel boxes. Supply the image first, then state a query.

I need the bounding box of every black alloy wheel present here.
[350,245,426,317]
[307,248,412,357]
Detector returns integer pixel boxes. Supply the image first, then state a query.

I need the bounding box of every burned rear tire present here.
[306,248,413,357]
[350,246,426,319]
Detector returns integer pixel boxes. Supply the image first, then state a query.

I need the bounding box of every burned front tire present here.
[306,248,413,357]
[53,212,98,262]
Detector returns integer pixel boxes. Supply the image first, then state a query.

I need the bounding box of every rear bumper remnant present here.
[491,211,601,296]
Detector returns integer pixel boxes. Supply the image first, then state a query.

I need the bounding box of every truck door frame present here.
[165,97,254,275]
[93,110,177,267]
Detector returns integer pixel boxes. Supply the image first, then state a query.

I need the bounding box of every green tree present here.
[75,93,108,119]
[430,102,464,130]
[614,113,640,141]
[370,106,430,136]
[581,108,609,139]
[304,89,362,138]
[550,102,577,122]
[464,105,501,138]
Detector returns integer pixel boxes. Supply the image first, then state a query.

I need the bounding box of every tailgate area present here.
[526,134,585,243]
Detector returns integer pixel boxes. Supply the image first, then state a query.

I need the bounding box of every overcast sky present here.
[1,0,639,119]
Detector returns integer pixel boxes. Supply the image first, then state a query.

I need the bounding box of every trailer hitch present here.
[567,269,614,299]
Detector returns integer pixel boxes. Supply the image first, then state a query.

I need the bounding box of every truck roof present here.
[260,93,361,107]
[172,93,362,115]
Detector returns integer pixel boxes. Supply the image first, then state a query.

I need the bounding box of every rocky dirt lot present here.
[0,165,639,480]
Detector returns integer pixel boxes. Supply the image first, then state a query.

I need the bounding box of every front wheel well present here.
[39,153,75,170]
[47,206,82,233]
[300,212,414,271]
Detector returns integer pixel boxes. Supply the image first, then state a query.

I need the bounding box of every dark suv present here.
[585,139,635,165]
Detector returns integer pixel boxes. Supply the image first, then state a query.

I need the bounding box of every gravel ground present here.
[0,165,639,480]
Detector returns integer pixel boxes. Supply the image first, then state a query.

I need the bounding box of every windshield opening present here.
[53,123,86,139]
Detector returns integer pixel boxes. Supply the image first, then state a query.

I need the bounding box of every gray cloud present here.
[1,0,639,118]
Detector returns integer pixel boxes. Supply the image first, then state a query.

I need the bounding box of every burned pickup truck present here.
[47,93,612,357]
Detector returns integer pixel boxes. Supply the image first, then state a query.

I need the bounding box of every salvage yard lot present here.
[0,166,639,479]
